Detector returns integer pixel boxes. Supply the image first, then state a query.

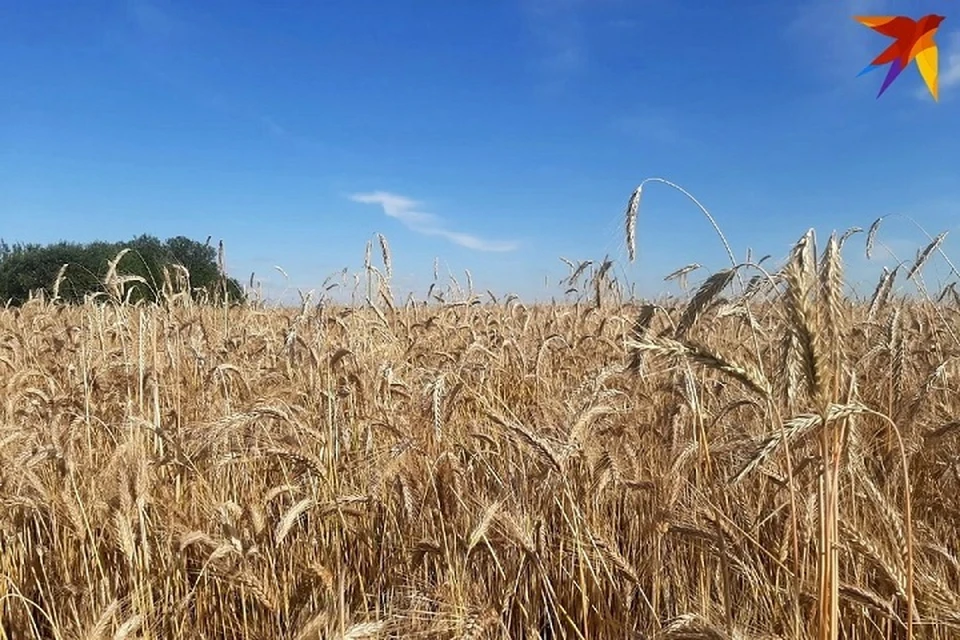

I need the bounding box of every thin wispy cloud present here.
[521,0,588,88]
[121,1,323,150]
[257,115,325,151]
[913,31,960,101]
[785,0,898,85]
[259,115,287,138]
[942,35,960,89]
[612,111,686,146]
[350,192,519,253]
[127,0,184,40]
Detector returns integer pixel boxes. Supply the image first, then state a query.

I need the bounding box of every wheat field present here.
[1,218,959,639]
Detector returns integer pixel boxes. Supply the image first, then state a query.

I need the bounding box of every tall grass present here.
[1,188,959,638]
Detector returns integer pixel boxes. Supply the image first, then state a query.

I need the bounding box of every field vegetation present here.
[2,185,959,638]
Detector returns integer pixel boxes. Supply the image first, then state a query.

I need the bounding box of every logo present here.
[855,14,945,100]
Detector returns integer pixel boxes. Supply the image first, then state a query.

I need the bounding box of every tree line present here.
[0,234,244,305]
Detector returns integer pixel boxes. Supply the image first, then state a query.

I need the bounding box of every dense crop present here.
[2,210,959,638]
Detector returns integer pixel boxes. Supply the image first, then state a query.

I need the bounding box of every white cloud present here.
[937,32,960,92]
[349,192,519,253]
[349,192,440,228]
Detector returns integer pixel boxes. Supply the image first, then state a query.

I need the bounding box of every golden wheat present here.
[0,221,958,639]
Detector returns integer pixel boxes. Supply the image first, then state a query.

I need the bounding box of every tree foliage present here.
[0,235,244,305]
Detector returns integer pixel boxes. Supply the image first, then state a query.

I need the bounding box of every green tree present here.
[0,235,244,306]
[164,235,220,288]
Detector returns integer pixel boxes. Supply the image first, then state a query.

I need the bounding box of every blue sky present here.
[3,0,960,302]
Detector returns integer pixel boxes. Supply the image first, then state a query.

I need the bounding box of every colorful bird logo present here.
[854,14,945,101]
